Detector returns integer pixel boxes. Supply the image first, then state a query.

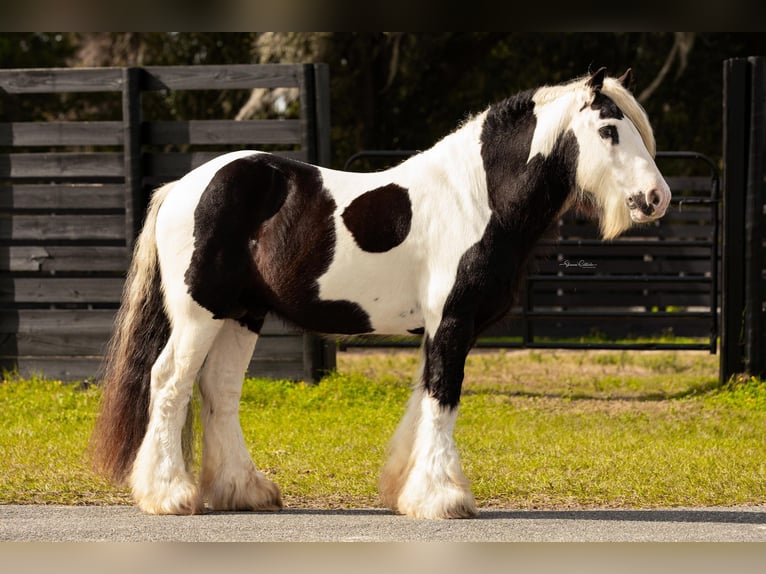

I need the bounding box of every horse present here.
[90,67,671,519]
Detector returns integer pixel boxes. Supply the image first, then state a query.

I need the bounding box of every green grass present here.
[1,349,766,509]
[0,375,129,505]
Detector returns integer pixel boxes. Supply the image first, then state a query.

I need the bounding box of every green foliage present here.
[0,33,75,68]
[1,32,764,169]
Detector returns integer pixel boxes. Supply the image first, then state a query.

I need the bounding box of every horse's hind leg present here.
[199,319,283,511]
[130,301,222,515]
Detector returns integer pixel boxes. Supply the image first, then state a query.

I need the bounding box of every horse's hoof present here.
[394,485,478,519]
[132,478,204,515]
[202,467,283,512]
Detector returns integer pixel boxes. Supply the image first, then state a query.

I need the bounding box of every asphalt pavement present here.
[3,504,766,542]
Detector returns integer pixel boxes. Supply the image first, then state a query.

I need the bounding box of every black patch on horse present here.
[598,125,619,145]
[341,184,412,253]
[479,89,579,236]
[418,94,582,409]
[627,191,655,217]
[185,154,373,335]
[590,92,624,120]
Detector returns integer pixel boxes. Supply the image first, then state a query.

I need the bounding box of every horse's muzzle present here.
[627,187,670,222]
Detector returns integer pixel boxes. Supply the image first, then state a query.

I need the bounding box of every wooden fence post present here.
[744,57,766,378]
[722,56,766,383]
[721,58,748,384]
[300,63,336,381]
[122,67,143,251]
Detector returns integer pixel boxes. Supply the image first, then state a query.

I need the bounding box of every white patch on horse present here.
[527,90,579,162]
[317,111,492,335]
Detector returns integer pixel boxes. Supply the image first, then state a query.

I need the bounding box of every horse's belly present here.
[316,247,424,336]
[362,298,424,335]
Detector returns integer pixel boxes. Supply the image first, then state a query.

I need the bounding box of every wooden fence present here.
[0,64,333,382]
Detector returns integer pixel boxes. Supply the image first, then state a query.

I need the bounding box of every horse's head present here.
[566,67,672,239]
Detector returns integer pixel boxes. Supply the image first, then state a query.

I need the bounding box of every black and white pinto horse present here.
[92,68,671,518]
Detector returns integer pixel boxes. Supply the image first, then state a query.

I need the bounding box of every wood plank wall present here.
[0,64,332,382]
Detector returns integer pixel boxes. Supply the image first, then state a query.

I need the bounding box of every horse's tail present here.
[90,182,175,484]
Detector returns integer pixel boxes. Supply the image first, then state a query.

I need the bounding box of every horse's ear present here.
[587,67,607,92]
[617,68,634,91]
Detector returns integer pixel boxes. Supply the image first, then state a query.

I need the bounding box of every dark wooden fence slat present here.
[0,122,124,146]
[535,243,713,257]
[2,354,310,382]
[0,152,124,178]
[0,308,115,333]
[0,68,124,94]
[0,357,106,381]
[0,183,125,210]
[0,246,128,272]
[722,58,750,382]
[535,260,713,275]
[0,308,298,336]
[141,64,303,91]
[145,150,305,178]
[0,214,125,241]
[0,277,124,303]
[531,293,712,307]
[557,223,716,240]
[4,325,304,358]
[745,56,766,377]
[145,119,302,145]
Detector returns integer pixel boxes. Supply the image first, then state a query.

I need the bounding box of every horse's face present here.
[570,69,671,239]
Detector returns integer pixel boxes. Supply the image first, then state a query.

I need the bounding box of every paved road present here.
[3,504,766,542]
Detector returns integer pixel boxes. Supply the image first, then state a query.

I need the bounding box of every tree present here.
[3,32,766,167]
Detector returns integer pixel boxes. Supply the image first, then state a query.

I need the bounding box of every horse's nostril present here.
[648,189,661,206]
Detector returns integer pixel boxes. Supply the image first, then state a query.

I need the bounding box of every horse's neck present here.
[385,95,577,246]
[393,111,489,202]
[481,91,579,245]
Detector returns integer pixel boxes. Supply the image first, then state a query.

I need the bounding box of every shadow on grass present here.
[461,378,723,402]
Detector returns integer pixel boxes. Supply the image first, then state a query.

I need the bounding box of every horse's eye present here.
[598,125,619,145]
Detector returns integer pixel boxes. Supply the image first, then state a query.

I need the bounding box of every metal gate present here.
[341,150,720,353]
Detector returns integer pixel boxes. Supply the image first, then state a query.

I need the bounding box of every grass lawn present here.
[1,347,765,510]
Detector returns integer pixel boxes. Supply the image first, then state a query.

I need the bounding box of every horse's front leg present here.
[379,317,478,519]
